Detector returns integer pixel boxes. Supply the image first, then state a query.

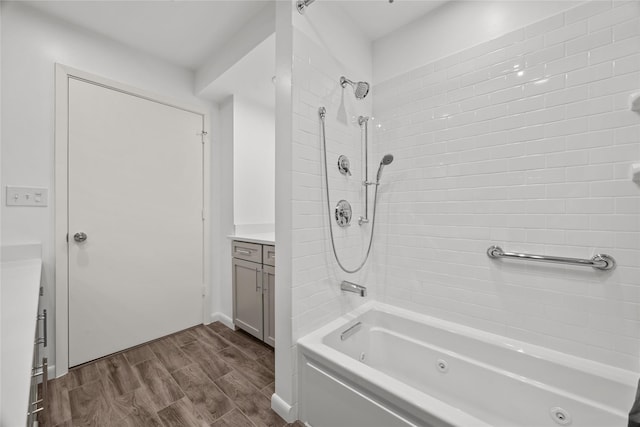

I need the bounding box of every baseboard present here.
[48,364,59,380]
[209,312,234,330]
[271,393,297,423]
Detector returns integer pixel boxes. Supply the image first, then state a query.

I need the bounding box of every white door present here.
[68,78,204,367]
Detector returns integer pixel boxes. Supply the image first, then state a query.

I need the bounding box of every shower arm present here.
[296,0,316,14]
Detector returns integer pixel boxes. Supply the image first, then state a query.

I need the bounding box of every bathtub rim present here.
[298,301,493,427]
[298,301,637,425]
[298,301,638,389]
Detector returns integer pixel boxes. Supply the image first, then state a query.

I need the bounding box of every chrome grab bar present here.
[487,245,616,271]
[340,322,362,341]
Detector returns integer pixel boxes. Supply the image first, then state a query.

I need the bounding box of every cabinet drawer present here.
[232,240,262,263]
[263,245,275,267]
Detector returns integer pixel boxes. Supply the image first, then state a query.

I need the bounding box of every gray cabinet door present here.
[263,265,275,347]
[233,258,263,340]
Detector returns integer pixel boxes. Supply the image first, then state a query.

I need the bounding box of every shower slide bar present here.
[486,245,616,271]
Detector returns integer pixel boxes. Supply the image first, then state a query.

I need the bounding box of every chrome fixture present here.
[376,154,394,183]
[340,321,363,340]
[340,76,370,99]
[335,200,352,227]
[319,106,394,273]
[359,116,370,226]
[337,155,352,176]
[487,245,616,271]
[296,0,316,14]
[340,281,367,297]
[73,232,87,242]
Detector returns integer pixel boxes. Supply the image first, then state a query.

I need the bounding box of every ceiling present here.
[26,0,273,70]
[26,0,448,70]
[338,0,448,41]
[25,0,447,108]
[199,34,276,108]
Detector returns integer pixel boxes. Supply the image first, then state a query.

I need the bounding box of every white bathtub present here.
[298,303,637,427]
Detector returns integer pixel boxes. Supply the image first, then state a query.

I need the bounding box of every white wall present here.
[374,1,581,82]
[290,0,374,343]
[274,2,375,413]
[373,0,640,371]
[0,2,218,375]
[233,96,275,227]
[273,0,295,418]
[0,1,3,413]
[214,97,235,325]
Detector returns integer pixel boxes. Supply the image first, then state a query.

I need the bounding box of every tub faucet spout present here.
[341,280,367,297]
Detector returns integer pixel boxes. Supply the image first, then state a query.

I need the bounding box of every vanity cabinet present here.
[1,257,47,427]
[29,304,48,426]
[232,240,275,346]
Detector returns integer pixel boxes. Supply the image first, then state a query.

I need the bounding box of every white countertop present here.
[228,232,275,245]
[1,258,42,427]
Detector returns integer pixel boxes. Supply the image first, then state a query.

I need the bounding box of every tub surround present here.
[372,0,640,371]
[1,245,43,426]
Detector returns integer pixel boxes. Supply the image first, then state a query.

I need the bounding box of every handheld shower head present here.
[340,76,370,99]
[376,154,394,183]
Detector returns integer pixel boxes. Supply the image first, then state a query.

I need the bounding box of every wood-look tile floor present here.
[44,323,304,427]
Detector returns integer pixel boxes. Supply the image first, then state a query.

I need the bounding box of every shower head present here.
[376,154,394,183]
[340,76,370,99]
[381,154,394,165]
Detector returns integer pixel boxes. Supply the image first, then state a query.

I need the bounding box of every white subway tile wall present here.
[372,0,640,371]
[291,28,374,348]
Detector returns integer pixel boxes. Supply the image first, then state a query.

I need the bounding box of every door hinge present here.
[202,209,205,221]
[66,233,68,243]
[201,286,206,297]
[198,131,208,144]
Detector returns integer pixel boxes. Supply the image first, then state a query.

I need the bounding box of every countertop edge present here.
[227,234,275,245]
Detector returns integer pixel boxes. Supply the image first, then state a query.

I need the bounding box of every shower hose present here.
[319,106,379,274]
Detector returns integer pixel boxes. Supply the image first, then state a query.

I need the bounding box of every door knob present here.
[74,232,87,242]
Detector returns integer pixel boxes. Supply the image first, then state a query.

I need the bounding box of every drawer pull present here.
[263,270,268,294]
[256,269,262,293]
[37,309,48,347]
[235,249,252,255]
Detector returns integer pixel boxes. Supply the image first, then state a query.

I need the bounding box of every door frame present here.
[54,64,211,377]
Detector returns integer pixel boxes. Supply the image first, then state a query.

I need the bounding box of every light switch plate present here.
[6,186,49,207]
